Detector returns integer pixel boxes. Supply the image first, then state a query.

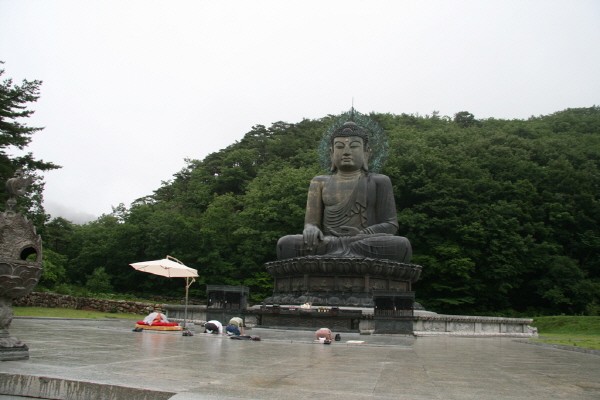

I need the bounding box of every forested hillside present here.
[38,107,600,316]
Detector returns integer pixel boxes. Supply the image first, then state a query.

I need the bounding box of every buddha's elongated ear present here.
[362,147,371,172]
[329,147,336,172]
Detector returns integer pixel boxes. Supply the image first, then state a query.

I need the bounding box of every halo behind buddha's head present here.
[319,108,389,174]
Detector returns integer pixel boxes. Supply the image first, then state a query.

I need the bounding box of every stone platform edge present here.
[0,373,176,400]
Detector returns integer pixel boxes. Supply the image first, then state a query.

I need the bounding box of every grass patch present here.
[530,316,600,336]
[13,307,141,320]
[529,316,600,350]
[531,338,600,350]
[533,333,600,340]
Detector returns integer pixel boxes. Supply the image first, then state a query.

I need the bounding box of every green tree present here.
[0,62,60,224]
[453,111,476,128]
[38,248,67,289]
[40,217,76,255]
[54,107,600,314]
[86,267,114,294]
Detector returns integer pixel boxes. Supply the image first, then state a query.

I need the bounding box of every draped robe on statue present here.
[277,172,412,262]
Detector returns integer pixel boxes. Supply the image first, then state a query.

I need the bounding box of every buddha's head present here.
[330,122,370,172]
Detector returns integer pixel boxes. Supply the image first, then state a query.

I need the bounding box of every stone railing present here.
[413,314,538,337]
[12,292,164,315]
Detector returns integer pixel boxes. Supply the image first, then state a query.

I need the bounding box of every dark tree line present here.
[33,106,600,316]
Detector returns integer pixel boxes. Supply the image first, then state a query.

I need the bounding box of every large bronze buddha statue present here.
[276,121,412,262]
[264,112,421,309]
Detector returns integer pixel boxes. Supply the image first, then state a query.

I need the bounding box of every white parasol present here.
[129,255,198,334]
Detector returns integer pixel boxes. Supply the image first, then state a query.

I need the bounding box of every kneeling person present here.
[226,324,241,336]
[226,317,245,336]
[204,320,223,334]
[316,327,333,342]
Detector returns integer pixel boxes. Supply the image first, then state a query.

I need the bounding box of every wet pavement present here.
[0,317,599,399]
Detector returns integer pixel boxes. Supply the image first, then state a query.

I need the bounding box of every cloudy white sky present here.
[1,1,599,224]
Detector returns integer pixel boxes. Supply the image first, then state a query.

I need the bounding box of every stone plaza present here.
[0,317,598,399]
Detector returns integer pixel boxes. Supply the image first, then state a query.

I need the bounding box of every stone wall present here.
[413,314,538,337]
[13,292,165,315]
[140,295,204,306]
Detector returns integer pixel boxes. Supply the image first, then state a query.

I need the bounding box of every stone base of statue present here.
[0,333,30,361]
[263,256,422,307]
[0,297,33,361]
[258,256,421,334]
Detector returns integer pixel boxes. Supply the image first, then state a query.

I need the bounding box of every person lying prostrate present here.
[204,320,223,334]
[143,312,169,325]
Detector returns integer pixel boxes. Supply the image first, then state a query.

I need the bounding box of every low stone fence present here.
[12,292,164,315]
[138,295,204,306]
[163,305,207,324]
[413,314,538,337]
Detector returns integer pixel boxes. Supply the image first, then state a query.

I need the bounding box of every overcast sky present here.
[1,1,599,224]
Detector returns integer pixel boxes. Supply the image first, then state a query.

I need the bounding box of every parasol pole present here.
[183,276,195,333]
[166,255,196,335]
[184,277,189,329]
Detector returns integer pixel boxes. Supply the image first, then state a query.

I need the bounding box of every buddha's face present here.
[331,136,368,172]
